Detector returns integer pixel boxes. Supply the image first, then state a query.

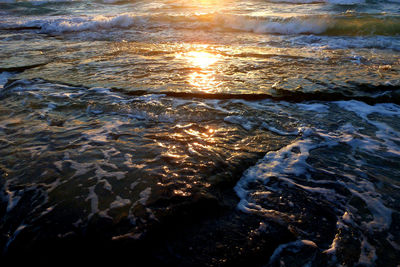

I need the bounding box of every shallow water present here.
[0,0,399,266]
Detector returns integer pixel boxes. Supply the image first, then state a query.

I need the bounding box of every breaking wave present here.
[2,13,400,36]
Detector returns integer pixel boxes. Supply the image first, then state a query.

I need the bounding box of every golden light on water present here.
[177,49,222,93]
[185,0,228,12]
[188,71,222,93]
[179,51,221,69]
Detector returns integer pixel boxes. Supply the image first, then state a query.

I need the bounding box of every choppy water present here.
[0,0,399,266]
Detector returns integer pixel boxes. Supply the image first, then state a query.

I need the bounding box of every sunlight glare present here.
[182,51,221,69]
[176,49,223,92]
[188,71,222,92]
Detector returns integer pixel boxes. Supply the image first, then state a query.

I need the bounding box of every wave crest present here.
[3,13,400,36]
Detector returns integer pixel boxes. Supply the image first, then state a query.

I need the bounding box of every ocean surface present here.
[0,0,399,265]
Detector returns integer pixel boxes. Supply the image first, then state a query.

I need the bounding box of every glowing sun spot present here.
[179,51,221,69]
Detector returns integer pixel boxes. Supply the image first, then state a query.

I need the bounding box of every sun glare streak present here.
[184,0,228,10]
[186,51,220,68]
[178,51,221,69]
[177,48,223,92]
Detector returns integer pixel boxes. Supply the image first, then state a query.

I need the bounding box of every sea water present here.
[0,0,399,265]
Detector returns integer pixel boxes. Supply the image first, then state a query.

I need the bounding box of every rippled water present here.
[0,0,399,266]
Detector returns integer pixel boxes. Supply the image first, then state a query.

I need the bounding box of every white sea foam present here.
[83,120,125,143]
[297,103,329,113]
[6,13,331,36]
[0,72,15,90]
[261,122,303,136]
[86,185,99,218]
[110,196,131,209]
[139,187,151,205]
[235,134,324,214]
[4,11,396,40]
[358,235,378,265]
[336,100,400,157]
[95,165,126,180]
[335,100,400,118]
[18,14,148,34]
[224,115,255,131]
[269,240,318,265]
[235,100,399,260]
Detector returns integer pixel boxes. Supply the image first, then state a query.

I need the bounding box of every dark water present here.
[0,0,399,266]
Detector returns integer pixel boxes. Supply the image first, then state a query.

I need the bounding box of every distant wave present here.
[215,15,329,35]
[215,14,400,36]
[1,14,149,33]
[2,13,400,36]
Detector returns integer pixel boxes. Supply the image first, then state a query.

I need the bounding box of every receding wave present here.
[123,88,400,105]
[3,77,398,105]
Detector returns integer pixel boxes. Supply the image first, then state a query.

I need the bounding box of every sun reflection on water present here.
[184,51,221,68]
[177,48,223,93]
[188,71,222,93]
